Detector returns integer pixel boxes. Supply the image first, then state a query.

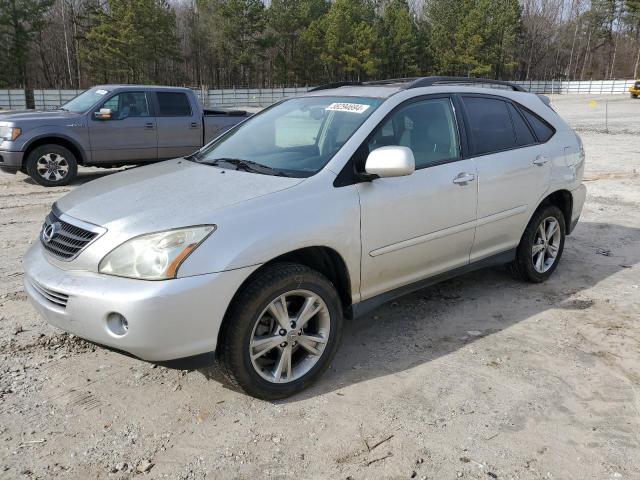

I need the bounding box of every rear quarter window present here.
[518,106,555,142]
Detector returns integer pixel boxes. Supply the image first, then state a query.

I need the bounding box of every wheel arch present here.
[536,189,573,234]
[24,135,86,166]
[216,246,354,353]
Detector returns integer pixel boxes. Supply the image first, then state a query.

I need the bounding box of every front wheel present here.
[218,263,343,400]
[26,144,78,187]
[632,93,638,99]
[511,205,566,283]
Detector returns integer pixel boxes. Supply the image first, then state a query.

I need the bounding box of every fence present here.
[33,89,84,110]
[512,79,636,94]
[0,90,27,110]
[0,80,636,111]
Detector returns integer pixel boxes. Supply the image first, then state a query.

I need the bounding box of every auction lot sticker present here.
[326,102,370,114]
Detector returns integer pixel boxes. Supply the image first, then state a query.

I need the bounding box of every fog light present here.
[106,312,129,336]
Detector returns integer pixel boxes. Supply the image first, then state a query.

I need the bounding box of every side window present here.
[507,103,536,146]
[101,92,150,120]
[462,96,516,155]
[368,98,460,169]
[157,92,192,116]
[518,107,555,142]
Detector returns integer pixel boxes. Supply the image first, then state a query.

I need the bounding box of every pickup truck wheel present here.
[511,205,566,283]
[218,263,343,400]
[26,144,78,187]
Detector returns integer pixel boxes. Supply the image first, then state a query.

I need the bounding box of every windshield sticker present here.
[95,89,108,95]
[325,102,370,114]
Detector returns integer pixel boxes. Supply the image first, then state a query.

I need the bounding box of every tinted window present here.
[101,92,150,120]
[508,103,536,146]
[519,107,555,142]
[462,96,516,155]
[157,92,192,116]
[368,98,460,168]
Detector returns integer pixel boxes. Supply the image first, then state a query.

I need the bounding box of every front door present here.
[358,97,478,300]
[89,91,158,164]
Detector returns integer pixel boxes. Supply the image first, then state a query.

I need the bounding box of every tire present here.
[26,144,78,187]
[218,262,343,400]
[510,204,566,283]
[632,94,638,99]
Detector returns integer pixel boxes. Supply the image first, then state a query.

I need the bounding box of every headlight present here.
[99,225,215,280]
[0,126,21,141]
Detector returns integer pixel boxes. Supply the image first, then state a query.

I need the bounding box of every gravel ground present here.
[1,95,639,480]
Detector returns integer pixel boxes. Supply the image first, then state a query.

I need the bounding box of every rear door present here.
[459,95,552,262]
[88,91,157,163]
[154,91,202,159]
[358,96,478,300]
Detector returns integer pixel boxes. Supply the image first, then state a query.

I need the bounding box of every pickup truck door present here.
[154,91,202,159]
[88,91,158,163]
[357,96,478,300]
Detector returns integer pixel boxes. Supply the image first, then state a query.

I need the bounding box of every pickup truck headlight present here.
[99,226,215,280]
[0,126,21,141]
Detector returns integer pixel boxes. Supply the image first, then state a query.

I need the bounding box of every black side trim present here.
[351,249,516,318]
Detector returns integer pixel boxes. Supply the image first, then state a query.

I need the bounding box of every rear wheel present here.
[26,144,78,187]
[218,263,343,400]
[511,205,566,283]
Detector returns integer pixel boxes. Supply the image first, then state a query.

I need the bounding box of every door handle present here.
[145,122,156,130]
[189,122,199,129]
[533,155,549,166]
[452,172,476,185]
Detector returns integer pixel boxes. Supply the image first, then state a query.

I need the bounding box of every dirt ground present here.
[1,95,639,480]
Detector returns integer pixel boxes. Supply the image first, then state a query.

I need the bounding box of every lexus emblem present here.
[42,222,61,244]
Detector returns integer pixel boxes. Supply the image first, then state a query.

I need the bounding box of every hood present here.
[0,110,82,123]
[55,159,304,233]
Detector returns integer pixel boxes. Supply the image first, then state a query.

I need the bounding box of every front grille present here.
[28,279,69,309]
[40,208,103,260]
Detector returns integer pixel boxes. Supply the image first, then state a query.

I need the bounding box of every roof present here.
[92,85,193,92]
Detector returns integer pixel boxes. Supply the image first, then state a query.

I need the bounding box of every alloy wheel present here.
[36,153,69,182]
[532,216,561,273]
[249,289,331,383]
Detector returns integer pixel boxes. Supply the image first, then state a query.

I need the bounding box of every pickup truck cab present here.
[0,85,249,186]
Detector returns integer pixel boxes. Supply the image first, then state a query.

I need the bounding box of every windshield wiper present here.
[201,158,289,177]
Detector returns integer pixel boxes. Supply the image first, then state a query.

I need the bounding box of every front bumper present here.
[23,243,258,361]
[0,150,24,173]
[630,87,640,96]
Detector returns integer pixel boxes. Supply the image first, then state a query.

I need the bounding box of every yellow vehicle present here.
[631,81,640,98]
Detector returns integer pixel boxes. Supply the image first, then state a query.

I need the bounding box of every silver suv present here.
[23,77,586,399]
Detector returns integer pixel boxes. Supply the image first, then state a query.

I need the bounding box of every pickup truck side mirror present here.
[94,108,112,121]
[365,146,415,178]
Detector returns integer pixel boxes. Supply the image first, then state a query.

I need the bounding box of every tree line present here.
[1,0,639,89]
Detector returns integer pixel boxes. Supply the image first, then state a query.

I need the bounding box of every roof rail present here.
[308,81,362,92]
[405,76,527,92]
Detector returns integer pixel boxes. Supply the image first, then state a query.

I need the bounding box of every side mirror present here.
[365,146,415,178]
[94,108,112,120]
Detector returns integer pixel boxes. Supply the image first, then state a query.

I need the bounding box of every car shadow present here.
[199,221,639,402]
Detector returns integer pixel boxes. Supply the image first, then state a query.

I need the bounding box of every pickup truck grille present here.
[40,209,103,260]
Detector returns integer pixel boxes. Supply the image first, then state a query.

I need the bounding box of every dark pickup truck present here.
[0,85,249,186]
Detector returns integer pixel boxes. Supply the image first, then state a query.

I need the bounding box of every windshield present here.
[60,88,111,113]
[193,96,382,177]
